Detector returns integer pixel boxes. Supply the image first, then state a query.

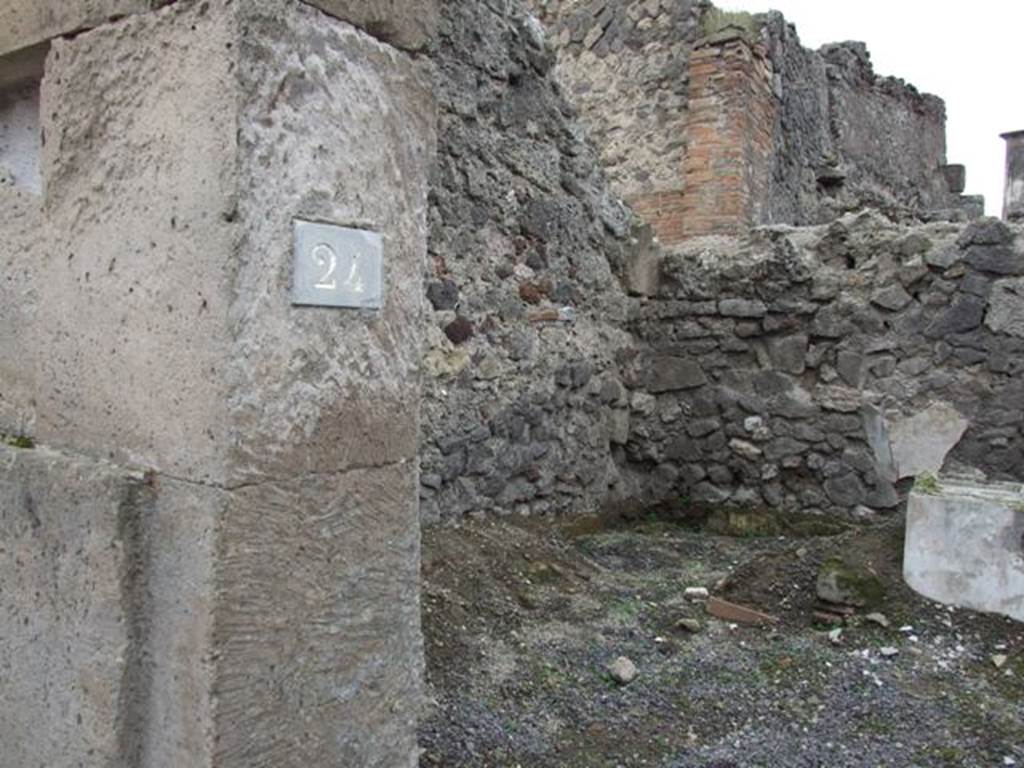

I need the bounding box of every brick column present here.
[679,32,777,239]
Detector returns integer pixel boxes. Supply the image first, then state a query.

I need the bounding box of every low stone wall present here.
[622,214,1024,515]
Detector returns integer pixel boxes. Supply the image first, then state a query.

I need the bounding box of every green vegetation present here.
[914,473,942,495]
[818,556,886,608]
[2,433,35,449]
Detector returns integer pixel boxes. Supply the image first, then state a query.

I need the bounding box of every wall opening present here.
[0,44,46,194]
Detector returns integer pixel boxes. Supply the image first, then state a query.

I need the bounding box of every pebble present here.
[607,656,638,685]
[675,618,702,633]
[828,628,843,645]
[684,587,710,601]
[865,612,890,628]
[992,654,1009,669]
[879,646,899,658]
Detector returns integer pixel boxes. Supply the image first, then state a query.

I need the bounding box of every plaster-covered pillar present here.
[0,1,435,765]
[1001,130,1024,222]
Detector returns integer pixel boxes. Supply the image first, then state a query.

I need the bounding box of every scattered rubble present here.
[607,656,638,685]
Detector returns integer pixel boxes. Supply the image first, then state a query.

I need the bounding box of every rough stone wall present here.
[757,18,954,225]
[530,0,701,205]
[623,215,1024,515]
[420,0,637,522]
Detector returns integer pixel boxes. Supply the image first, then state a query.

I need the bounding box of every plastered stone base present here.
[904,479,1024,622]
[0,445,217,767]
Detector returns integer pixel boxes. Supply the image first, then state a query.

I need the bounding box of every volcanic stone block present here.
[646,355,708,392]
[924,294,987,338]
[986,277,1024,337]
[769,333,808,375]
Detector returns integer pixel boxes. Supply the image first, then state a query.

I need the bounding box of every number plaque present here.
[292,219,383,309]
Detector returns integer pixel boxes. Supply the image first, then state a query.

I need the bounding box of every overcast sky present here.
[720,0,1024,216]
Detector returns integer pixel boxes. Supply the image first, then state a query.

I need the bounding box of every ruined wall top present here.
[530,0,966,241]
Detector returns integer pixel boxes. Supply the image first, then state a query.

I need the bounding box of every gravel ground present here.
[418,512,1024,767]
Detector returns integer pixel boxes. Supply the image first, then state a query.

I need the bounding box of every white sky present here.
[720,0,1024,216]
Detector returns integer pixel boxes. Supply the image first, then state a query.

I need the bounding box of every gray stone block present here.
[986,277,1024,337]
[768,334,808,375]
[646,356,707,392]
[302,0,438,50]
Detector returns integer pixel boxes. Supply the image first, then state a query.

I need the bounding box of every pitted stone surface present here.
[0,446,132,767]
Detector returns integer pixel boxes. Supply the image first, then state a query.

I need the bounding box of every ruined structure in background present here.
[421,0,1023,525]
[1003,130,1024,222]
[1,1,434,764]
[530,0,983,243]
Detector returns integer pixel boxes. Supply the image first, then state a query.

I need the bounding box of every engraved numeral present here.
[312,243,337,290]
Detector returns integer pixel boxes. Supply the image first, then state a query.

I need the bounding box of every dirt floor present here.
[418,508,1024,767]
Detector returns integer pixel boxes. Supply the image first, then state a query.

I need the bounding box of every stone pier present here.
[1002,129,1024,222]
[0,1,435,765]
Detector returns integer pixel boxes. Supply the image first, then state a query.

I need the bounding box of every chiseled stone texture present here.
[28,0,238,485]
[0,444,218,767]
[212,2,433,765]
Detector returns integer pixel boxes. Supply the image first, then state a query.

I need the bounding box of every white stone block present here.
[904,478,1024,622]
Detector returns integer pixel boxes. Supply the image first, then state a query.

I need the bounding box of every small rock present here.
[684,587,710,601]
[828,628,843,645]
[607,656,638,685]
[865,612,890,629]
[992,654,1009,669]
[816,556,884,608]
[879,646,899,658]
[444,316,474,345]
[675,618,702,633]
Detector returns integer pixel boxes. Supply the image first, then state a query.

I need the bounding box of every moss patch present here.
[2,433,35,449]
[698,7,759,41]
[817,556,886,608]
[914,473,942,495]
